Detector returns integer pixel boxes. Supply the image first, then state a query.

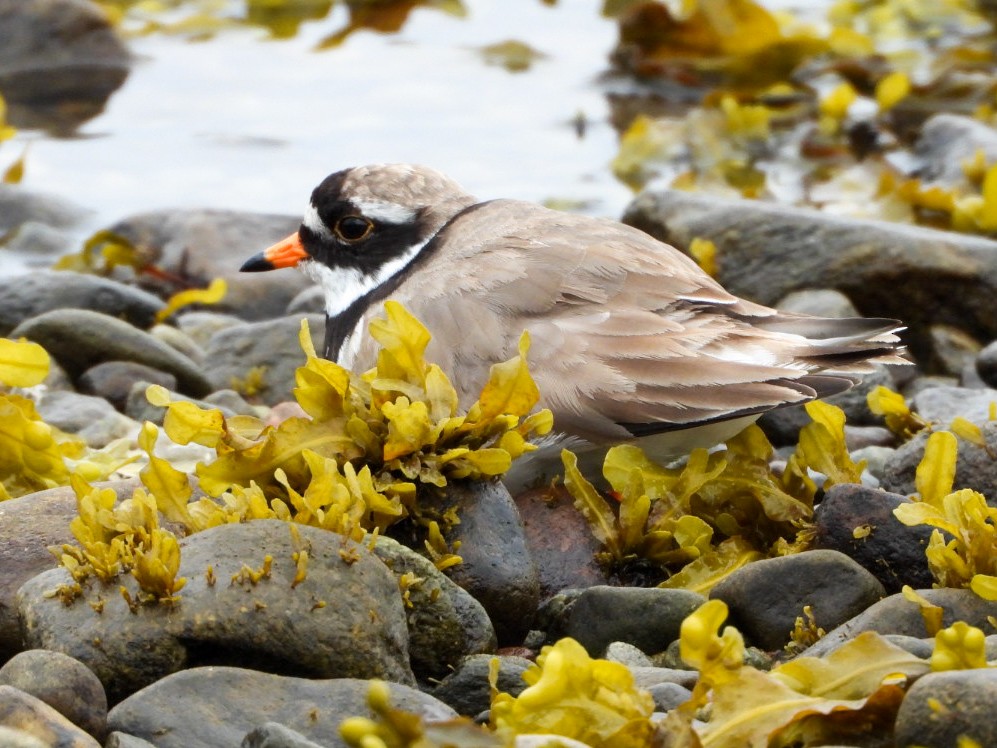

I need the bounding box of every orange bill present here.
[240,232,308,272]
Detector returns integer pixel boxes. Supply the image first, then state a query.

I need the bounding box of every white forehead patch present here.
[351,199,417,225]
[299,235,430,318]
[302,203,333,241]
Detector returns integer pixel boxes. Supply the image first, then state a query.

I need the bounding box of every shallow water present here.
[4,2,634,276]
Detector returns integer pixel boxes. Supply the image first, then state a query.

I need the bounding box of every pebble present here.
[35,389,139,447]
[0,684,99,748]
[78,361,178,412]
[432,654,533,717]
[894,669,997,748]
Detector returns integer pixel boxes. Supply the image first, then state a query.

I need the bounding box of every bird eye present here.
[334,215,374,242]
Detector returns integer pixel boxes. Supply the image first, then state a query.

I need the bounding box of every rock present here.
[647,682,693,712]
[202,315,325,405]
[0,649,107,739]
[433,480,540,645]
[201,389,259,416]
[0,481,144,661]
[757,365,894,446]
[107,668,455,748]
[927,324,982,377]
[78,361,178,412]
[174,311,247,349]
[811,484,935,593]
[0,684,99,747]
[884,635,933,659]
[710,549,886,651]
[35,389,138,447]
[287,286,325,316]
[148,324,205,364]
[894,669,997,748]
[105,734,158,748]
[513,485,607,599]
[12,309,213,397]
[431,654,533,717]
[976,339,997,388]
[0,270,163,337]
[369,535,496,681]
[909,114,997,185]
[3,221,72,259]
[801,588,997,657]
[241,722,326,748]
[850,445,896,483]
[0,0,130,133]
[547,586,704,657]
[911,384,997,425]
[881,419,997,499]
[17,520,414,702]
[604,641,654,668]
[105,210,308,320]
[622,188,997,366]
[775,288,859,318]
[0,725,47,748]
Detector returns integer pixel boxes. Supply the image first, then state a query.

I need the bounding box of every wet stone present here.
[894,669,997,748]
[0,649,107,740]
[0,685,99,748]
[78,361,178,412]
[811,483,935,593]
[431,654,533,717]
[35,389,138,447]
[710,549,886,651]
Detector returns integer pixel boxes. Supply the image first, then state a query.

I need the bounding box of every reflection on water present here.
[2,1,633,275]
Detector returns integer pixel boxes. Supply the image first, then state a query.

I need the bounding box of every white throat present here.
[300,237,428,319]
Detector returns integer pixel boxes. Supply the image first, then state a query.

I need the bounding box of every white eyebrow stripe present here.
[351,199,417,224]
[302,203,333,240]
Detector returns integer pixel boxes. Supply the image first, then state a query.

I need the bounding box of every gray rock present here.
[123,381,246,425]
[812,484,935,593]
[775,288,859,318]
[0,186,89,233]
[434,480,540,645]
[2,221,72,258]
[881,419,997,499]
[604,641,654,667]
[107,669,455,748]
[105,733,158,748]
[0,649,107,739]
[549,586,704,657]
[202,314,324,405]
[622,188,997,366]
[894,669,997,748]
[78,361,178,412]
[174,311,247,349]
[758,365,894,446]
[910,114,997,185]
[646,682,693,713]
[0,270,163,337]
[850,444,896,483]
[241,722,326,748]
[287,285,325,316]
[0,0,130,133]
[35,389,138,447]
[927,324,982,377]
[105,210,308,321]
[801,588,997,658]
[0,685,99,747]
[432,654,533,717]
[370,536,495,680]
[0,725,47,748]
[0,481,131,661]
[17,520,414,702]
[883,634,934,659]
[201,388,260,416]
[977,339,997,388]
[12,309,213,397]
[710,549,886,651]
[148,324,205,364]
[912,384,997,425]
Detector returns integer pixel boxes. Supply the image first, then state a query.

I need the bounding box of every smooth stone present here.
[104,733,158,748]
[548,586,704,657]
[122,381,243,425]
[604,641,654,668]
[0,649,107,739]
[286,286,325,315]
[513,485,608,599]
[894,669,997,748]
[849,445,896,483]
[202,314,325,406]
[174,311,247,349]
[883,635,934,659]
[646,682,693,713]
[0,0,130,133]
[2,221,72,259]
[881,418,997,499]
[758,365,894,446]
[911,384,997,425]
[78,361,178,412]
[431,654,533,717]
[434,480,540,646]
[0,685,99,748]
[369,535,496,681]
[927,324,982,377]
[0,725,47,748]
[35,389,138,447]
[801,588,997,657]
[811,484,935,593]
[775,288,860,318]
[201,388,259,416]
[107,668,455,748]
[909,114,997,185]
[622,188,997,366]
[710,549,886,651]
[148,324,205,364]
[104,210,308,321]
[0,481,144,661]
[0,270,162,337]
[241,722,325,748]
[11,309,213,397]
[17,520,414,702]
[976,339,997,388]
[0,185,89,233]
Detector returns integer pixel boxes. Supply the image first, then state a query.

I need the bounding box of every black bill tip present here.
[240,252,275,272]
